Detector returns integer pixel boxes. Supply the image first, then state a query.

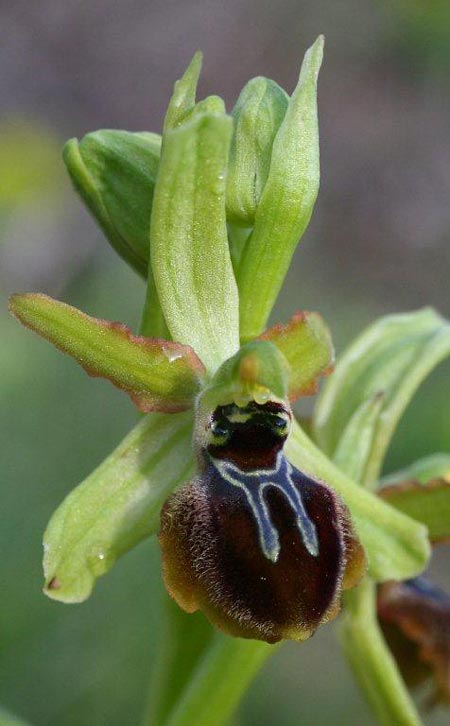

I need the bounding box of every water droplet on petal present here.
[162,345,183,363]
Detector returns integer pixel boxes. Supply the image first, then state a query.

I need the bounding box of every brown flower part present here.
[378,578,450,705]
[159,400,365,643]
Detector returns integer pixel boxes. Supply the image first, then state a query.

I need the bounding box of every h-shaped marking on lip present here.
[210,451,319,563]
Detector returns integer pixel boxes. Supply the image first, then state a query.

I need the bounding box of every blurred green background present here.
[1,1,449,724]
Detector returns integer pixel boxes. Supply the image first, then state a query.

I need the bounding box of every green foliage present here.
[7,35,450,726]
[313,307,450,726]
[314,308,450,487]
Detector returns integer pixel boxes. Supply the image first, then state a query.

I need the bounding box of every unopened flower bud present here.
[63,130,161,277]
[226,77,288,226]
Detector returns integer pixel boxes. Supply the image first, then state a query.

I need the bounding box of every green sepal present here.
[226,77,288,226]
[150,113,240,374]
[380,467,450,543]
[286,421,430,582]
[259,310,334,400]
[199,340,290,412]
[43,412,195,602]
[9,294,205,412]
[63,130,161,278]
[238,36,323,339]
[313,308,450,488]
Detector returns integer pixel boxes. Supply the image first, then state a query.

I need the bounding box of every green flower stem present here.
[144,596,214,726]
[166,635,275,726]
[340,580,421,726]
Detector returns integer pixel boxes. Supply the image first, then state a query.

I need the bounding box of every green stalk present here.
[144,596,214,725]
[166,635,275,726]
[341,581,421,726]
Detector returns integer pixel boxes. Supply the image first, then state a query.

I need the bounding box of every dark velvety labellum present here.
[159,401,364,642]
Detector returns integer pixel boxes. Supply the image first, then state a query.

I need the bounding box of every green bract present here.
[163,51,203,131]
[238,36,323,339]
[150,112,239,374]
[8,37,450,726]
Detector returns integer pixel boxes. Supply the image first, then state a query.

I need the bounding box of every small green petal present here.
[151,113,240,374]
[238,36,323,339]
[259,311,334,400]
[43,412,195,602]
[313,308,450,488]
[9,294,205,412]
[226,77,288,226]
